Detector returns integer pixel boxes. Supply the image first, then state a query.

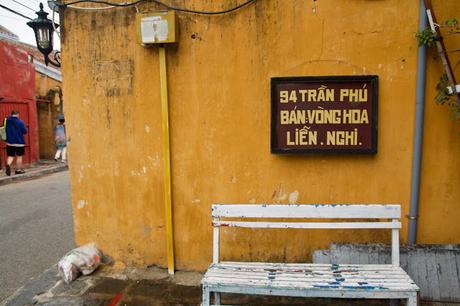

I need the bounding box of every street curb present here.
[0,164,68,186]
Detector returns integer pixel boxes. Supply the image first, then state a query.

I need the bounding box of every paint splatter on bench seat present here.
[203,262,418,293]
[201,204,419,305]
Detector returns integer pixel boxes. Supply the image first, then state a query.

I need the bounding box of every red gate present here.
[0,41,38,168]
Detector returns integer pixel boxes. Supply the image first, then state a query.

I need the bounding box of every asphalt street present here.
[0,171,75,302]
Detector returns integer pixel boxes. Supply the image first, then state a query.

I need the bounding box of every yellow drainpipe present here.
[159,45,175,274]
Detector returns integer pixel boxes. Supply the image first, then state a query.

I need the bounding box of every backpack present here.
[0,118,6,141]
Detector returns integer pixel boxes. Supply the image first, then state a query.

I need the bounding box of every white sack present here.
[58,243,104,284]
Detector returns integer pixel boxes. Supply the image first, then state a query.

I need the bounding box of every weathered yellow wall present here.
[61,0,460,270]
[36,72,61,98]
[36,72,62,159]
[418,2,460,244]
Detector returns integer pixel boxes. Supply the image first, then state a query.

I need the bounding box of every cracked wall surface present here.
[61,0,460,270]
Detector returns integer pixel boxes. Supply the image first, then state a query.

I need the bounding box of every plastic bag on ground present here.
[58,243,105,284]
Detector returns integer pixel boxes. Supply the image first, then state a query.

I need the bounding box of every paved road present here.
[0,171,75,302]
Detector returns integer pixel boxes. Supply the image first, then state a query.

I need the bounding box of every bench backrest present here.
[211,204,401,266]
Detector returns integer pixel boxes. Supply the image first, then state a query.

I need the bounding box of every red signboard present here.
[271,76,378,154]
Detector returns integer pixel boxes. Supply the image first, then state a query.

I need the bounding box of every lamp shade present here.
[27,3,59,64]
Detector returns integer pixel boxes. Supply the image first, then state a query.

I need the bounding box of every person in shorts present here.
[5,110,28,176]
[54,114,67,162]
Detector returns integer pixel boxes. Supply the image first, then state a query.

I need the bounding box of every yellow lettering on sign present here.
[280,110,306,124]
[359,89,367,102]
[290,90,298,103]
[280,110,289,124]
[306,110,341,124]
[317,89,326,102]
[293,110,305,124]
[324,110,341,124]
[326,89,334,101]
[286,128,317,145]
[286,131,295,145]
[308,90,316,102]
[340,89,348,102]
[342,110,369,124]
[339,89,368,102]
[326,129,358,146]
[299,89,308,102]
[296,89,335,102]
[280,91,289,103]
[349,90,359,102]
[280,90,299,103]
[283,109,368,125]
[361,109,369,123]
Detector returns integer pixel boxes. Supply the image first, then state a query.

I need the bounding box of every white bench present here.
[201,204,419,306]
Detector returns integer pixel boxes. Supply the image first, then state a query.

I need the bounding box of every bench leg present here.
[214,292,221,305]
[201,286,211,306]
[406,292,418,306]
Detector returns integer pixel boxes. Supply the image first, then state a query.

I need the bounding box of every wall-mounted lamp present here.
[27,3,61,67]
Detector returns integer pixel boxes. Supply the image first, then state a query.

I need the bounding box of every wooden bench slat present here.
[204,279,418,291]
[204,274,416,285]
[205,270,414,280]
[205,263,415,280]
[213,221,401,229]
[204,274,414,283]
[210,263,411,273]
[218,262,398,270]
[205,280,417,290]
[203,276,418,291]
[212,204,401,219]
[206,270,413,279]
[203,285,417,300]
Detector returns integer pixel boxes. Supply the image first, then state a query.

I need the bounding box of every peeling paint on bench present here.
[201,204,419,306]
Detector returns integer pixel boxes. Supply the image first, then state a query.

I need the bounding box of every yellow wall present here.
[418,1,460,244]
[61,0,460,270]
[36,72,61,98]
[36,72,62,159]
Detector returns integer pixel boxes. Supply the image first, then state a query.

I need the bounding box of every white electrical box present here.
[137,11,178,44]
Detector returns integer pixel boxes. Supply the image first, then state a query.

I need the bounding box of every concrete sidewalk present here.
[0,160,68,186]
[1,265,452,306]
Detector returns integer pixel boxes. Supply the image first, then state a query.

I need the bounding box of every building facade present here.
[0,26,63,163]
[61,0,460,270]
[0,40,39,166]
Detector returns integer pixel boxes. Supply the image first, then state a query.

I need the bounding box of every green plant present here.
[435,73,451,105]
[435,73,460,118]
[416,18,460,119]
[415,27,437,47]
[444,18,460,33]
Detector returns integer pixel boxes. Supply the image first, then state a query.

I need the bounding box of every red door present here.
[0,102,34,166]
[0,41,38,168]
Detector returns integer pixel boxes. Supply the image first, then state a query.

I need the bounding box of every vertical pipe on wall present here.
[159,46,175,274]
[408,0,428,245]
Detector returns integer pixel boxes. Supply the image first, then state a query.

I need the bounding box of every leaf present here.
[444,18,459,32]
[415,28,436,47]
[435,74,451,105]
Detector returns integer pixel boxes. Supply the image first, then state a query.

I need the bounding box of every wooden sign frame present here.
[270,75,378,154]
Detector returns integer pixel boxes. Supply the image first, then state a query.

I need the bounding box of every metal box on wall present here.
[137,11,178,45]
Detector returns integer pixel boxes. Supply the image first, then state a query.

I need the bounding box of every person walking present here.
[5,110,28,176]
[54,114,67,162]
